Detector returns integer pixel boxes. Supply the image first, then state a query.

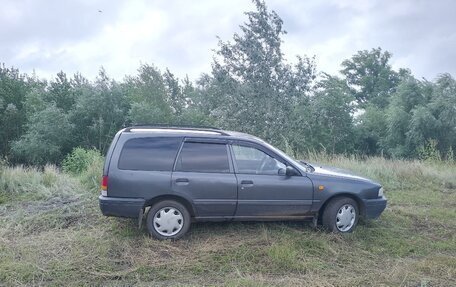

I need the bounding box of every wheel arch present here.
[318,193,366,223]
[144,195,196,217]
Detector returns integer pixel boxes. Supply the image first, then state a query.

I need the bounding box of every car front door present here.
[231,143,313,218]
[171,139,238,219]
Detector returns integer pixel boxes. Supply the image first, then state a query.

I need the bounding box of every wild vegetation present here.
[0,155,455,286]
[1,1,455,166]
[1,0,455,286]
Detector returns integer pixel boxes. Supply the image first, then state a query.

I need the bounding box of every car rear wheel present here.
[322,197,359,233]
[146,200,191,240]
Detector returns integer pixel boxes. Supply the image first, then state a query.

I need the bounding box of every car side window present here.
[175,142,230,173]
[232,145,286,175]
[118,137,182,171]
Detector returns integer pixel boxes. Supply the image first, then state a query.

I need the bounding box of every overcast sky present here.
[1,0,455,82]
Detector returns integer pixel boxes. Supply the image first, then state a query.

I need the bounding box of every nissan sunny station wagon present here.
[99,125,387,240]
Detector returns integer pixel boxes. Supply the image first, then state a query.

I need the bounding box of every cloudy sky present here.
[1,0,455,82]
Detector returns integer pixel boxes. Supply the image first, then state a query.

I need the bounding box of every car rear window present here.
[175,142,230,173]
[118,137,182,171]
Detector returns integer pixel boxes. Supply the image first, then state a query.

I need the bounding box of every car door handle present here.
[240,180,254,188]
[175,178,189,185]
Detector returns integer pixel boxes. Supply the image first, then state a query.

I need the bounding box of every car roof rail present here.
[123,124,230,135]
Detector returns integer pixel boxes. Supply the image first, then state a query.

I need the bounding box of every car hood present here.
[309,164,375,183]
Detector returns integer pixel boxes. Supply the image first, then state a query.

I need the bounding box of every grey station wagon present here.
[99,125,387,240]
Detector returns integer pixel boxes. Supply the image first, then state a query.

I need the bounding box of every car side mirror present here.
[278,166,299,176]
[286,166,299,176]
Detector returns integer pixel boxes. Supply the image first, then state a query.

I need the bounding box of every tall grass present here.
[304,151,456,191]
[0,154,455,286]
[0,164,82,202]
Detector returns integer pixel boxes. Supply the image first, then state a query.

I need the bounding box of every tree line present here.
[1,0,455,165]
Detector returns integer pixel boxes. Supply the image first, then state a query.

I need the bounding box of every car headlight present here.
[378,187,384,197]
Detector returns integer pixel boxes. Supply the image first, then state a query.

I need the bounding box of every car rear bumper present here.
[99,195,145,218]
[363,196,387,219]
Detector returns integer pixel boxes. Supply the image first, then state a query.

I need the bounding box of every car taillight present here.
[101,175,108,196]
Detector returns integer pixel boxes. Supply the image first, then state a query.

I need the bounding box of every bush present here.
[62,147,104,193]
[62,148,102,174]
[79,154,104,193]
[418,139,441,162]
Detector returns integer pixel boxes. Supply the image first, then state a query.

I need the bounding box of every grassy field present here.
[0,157,455,286]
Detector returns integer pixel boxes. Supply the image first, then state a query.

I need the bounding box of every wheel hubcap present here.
[153,207,184,237]
[336,204,356,232]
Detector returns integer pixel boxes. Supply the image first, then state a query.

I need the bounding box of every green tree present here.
[355,106,389,155]
[386,76,428,157]
[0,65,30,160]
[125,64,173,124]
[307,75,355,154]
[174,76,214,125]
[341,48,400,109]
[428,74,456,156]
[12,104,73,165]
[163,69,187,117]
[46,71,75,112]
[208,0,316,148]
[342,48,403,155]
[384,73,455,158]
[70,69,129,153]
[406,106,441,155]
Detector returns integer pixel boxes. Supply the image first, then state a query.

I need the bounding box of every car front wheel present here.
[322,197,359,233]
[146,200,191,240]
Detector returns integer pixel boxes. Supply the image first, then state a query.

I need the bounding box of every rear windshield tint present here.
[118,137,182,171]
[175,142,230,173]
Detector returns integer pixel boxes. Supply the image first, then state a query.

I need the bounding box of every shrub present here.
[417,139,441,162]
[62,147,104,193]
[79,154,104,193]
[62,148,102,174]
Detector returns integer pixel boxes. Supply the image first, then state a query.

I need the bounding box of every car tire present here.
[322,197,359,233]
[146,200,191,240]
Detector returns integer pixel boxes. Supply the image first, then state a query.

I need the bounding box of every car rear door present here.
[171,138,238,218]
[230,142,313,218]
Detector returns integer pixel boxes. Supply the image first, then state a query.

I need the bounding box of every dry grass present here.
[0,157,455,286]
